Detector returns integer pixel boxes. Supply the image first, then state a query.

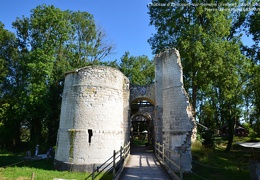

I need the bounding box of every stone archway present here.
[129,84,156,145]
[128,48,196,172]
[130,97,155,147]
[130,84,155,105]
[54,48,196,173]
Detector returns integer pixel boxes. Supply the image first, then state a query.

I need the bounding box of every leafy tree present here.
[148,0,249,151]
[244,10,260,135]
[0,22,26,149]
[0,4,114,149]
[119,52,155,85]
[231,7,260,136]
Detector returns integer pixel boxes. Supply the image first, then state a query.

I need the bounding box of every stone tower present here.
[54,66,130,171]
[154,48,195,172]
[54,48,196,173]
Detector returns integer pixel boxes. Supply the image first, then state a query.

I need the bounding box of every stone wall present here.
[155,48,195,172]
[54,66,129,172]
[54,49,196,173]
[154,53,163,144]
[130,84,155,104]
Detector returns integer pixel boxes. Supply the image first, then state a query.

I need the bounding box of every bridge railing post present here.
[92,164,95,180]
[113,150,116,177]
[180,153,183,180]
[120,146,123,166]
[162,143,165,163]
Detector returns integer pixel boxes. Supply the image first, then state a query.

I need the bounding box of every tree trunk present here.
[30,118,42,147]
[225,126,234,152]
[225,110,235,152]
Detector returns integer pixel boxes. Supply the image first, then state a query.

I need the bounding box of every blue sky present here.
[0,0,254,63]
[0,0,155,62]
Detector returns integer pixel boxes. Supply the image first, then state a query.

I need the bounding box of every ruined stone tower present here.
[54,48,195,173]
[154,48,195,172]
[54,66,130,171]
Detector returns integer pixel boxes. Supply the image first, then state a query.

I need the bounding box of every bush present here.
[201,130,214,147]
[248,128,257,141]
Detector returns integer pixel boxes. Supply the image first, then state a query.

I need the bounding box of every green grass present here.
[132,136,149,146]
[0,137,259,180]
[0,153,113,180]
[184,137,260,180]
[133,139,148,146]
[1,166,88,180]
[0,154,91,180]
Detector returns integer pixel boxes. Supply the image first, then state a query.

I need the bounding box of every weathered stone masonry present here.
[54,66,129,171]
[54,48,196,172]
[154,48,195,172]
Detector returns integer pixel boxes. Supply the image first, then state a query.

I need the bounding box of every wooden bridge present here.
[119,145,171,180]
[87,142,183,180]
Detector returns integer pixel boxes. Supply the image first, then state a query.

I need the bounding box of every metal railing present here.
[155,142,183,180]
[86,141,130,180]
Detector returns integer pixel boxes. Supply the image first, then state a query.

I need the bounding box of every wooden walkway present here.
[119,146,171,180]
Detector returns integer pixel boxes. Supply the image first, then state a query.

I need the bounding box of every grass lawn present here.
[132,138,148,146]
[0,137,259,180]
[0,154,89,180]
[184,136,260,180]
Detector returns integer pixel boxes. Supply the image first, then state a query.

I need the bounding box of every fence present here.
[155,142,183,180]
[86,141,130,180]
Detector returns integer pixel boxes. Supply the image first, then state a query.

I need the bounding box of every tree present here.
[0,22,25,149]
[119,52,155,85]
[244,10,260,135]
[224,2,260,138]
[0,4,114,149]
[148,0,249,151]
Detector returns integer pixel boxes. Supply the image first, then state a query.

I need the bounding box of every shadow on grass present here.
[188,140,260,180]
[22,158,54,170]
[0,154,54,171]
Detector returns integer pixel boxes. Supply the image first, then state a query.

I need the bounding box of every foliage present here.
[118,52,155,85]
[0,4,156,151]
[148,0,258,151]
[243,122,257,141]
[0,4,114,150]
[0,22,21,149]
[188,138,259,180]
[242,10,260,136]
[200,130,215,147]
[0,4,155,151]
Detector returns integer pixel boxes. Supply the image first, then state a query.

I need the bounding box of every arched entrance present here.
[130,98,155,148]
[54,49,195,173]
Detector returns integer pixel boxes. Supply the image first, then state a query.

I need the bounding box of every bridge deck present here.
[119,146,171,180]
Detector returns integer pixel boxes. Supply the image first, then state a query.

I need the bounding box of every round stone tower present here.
[54,66,130,172]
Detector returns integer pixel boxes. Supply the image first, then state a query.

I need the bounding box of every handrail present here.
[86,141,130,180]
[155,142,183,180]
